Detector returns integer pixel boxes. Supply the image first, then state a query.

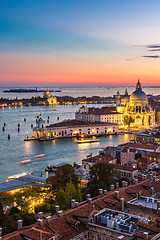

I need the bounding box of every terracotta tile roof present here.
[46,119,117,128]
[3,175,160,240]
[116,164,138,172]
[137,220,160,233]
[127,143,159,150]
[82,155,114,163]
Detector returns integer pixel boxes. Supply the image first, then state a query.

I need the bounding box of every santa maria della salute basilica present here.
[116,80,155,128]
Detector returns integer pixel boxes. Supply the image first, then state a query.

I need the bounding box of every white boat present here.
[17,159,31,165]
[35,154,45,158]
[77,139,100,144]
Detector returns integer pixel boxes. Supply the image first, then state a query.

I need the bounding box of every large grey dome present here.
[130,80,148,102]
[130,89,148,102]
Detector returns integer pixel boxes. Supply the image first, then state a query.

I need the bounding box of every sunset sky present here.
[0,0,160,86]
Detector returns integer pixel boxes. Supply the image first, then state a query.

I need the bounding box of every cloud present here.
[142,55,160,59]
[148,48,160,52]
[146,44,160,49]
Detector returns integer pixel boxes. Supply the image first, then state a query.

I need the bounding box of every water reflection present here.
[24,141,31,155]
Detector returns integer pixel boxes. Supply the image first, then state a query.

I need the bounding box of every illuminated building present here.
[33,117,118,140]
[116,80,155,128]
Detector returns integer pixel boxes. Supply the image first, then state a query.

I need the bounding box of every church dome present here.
[130,90,148,102]
[130,80,148,102]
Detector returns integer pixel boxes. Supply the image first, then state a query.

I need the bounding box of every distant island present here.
[3,88,61,93]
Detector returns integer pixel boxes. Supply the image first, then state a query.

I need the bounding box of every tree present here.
[47,164,79,191]
[87,162,121,196]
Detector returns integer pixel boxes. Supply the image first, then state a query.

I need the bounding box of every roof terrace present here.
[90,208,149,237]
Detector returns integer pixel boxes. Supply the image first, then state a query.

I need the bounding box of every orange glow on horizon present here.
[0,52,160,86]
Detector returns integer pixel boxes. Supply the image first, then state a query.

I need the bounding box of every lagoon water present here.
[0,86,158,182]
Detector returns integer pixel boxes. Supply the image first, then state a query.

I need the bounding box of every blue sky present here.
[0,0,160,86]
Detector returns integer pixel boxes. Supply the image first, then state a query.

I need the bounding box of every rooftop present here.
[2,175,160,240]
[0,175,48,193]
[46,119,117,128]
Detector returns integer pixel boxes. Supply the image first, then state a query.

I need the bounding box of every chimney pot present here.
[86,194,91,200]
[55,205,60,214]
[71,199,76,208]
[122,181,125,187]
[38,212,43,219]
[88,198,92,204]
[120,198,124,211]
[99,189,103,195]
[46,216,51,223]
[115,191,119,200]
[37,219,43,226]
[0,228,2,237]
[75,202,79,207]
[144,232,148,240]
[104,190,107,194]
[58,210,63,217]
[116,182,119,188]
[110,184,114,191]
[151,187,154,195]
[17,220,23,230]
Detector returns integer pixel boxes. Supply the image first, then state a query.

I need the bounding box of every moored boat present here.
[17,159,31,165]
[35,154,45,158]
[76,139,100,144]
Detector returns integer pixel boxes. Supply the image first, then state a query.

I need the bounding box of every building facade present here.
[75,106,124,126]
[33,116,118,140]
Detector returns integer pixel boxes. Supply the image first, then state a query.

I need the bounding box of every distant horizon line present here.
[1,85,160,89]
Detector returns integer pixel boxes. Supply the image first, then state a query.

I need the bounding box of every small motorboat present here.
[17,159,31,165]
[35,154,45,158]
[77,139,100,144]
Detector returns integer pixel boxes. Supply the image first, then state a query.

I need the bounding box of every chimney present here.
[46,216,51,223]
[110,185,114,191]
[116,182,119,188]
[122,181,125,187]
[141,174,144,181]
[144,174,147,180]
[125,182,128,187]
[149,173,153,180]
[135,179,138,185]
[157,201,160,210]
[153,175,156,182]
[120,198,124,211]
[0,228,2,237]
[115,191,119,200]
[75,202,79,207]
[37,219,43,226]
[99,189,103,195]
[17,220,23,230]
[55,205,60,214]
[88,198,92,204]
[71,199,76,208]
[104,190,107,194]
[151,187,154,195]
[86,194,91,200]
[139,191,142,199]
[38,212,43,219]
[143,232,148,240]
[156,217,160,227]
[58,210,63,217]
